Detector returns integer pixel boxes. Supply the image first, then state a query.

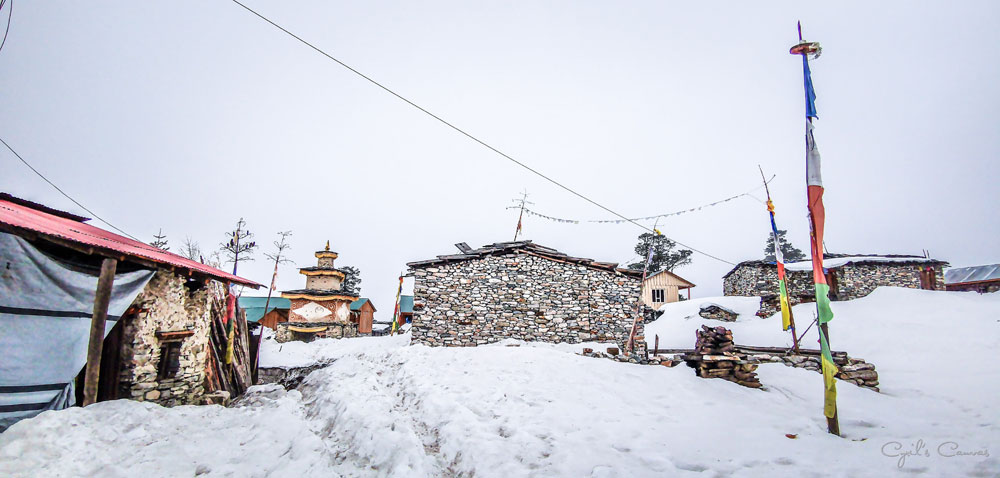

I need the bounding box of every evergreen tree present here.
[150,229,169,251]
[764,229,806,262]
[341,266,361,294]
[627,232,693,273]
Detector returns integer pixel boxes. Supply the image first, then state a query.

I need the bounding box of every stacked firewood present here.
[689,325,762,389]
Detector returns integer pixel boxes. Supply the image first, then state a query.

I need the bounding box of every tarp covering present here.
[0,231,154,431]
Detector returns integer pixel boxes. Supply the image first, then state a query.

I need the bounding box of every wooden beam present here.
[82,257,117,406]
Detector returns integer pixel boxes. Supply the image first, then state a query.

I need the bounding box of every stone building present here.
[723,254,948,316]
[407,241,646,351]
[0,194,260,430]
[276,242,360,342]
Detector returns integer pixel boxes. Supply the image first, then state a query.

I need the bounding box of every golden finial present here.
[325,240,330,251]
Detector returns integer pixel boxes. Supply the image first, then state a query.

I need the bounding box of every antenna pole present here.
[513,190,529,241]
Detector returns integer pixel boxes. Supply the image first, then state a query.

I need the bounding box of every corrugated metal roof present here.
[350,298,376,312]
[238,296,291,322]
[945,264,1000,284]
[399,295,414,314]
[0,195,262,288]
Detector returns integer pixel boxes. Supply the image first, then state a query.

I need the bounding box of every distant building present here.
[408,241,645,351]
[398,295,414,324]
[945,264,1000,293]
[723,254,948,316]
[349,298,376,335]
[239,296,290,330]
[640,270,695,308]
[276,242,360,342]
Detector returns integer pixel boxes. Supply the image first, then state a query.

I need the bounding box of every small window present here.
[652,289,665,303]
[157,342,182,380]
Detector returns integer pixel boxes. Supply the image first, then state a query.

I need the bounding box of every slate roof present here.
[945,264,1000,285]
[722,254,948,279]
[282,288,359,298]
[406,241,643,277]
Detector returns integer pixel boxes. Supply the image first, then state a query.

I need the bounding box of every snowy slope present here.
[1,288,998,477]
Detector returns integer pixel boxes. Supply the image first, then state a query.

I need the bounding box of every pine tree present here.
[764,229,806,262]
[150,229,169,251]
[341,266,361,294]
[627,232,693,273]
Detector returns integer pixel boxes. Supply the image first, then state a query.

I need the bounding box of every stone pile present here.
[686,325,762,389]
[698,304,738,322]
[744,352,880,392]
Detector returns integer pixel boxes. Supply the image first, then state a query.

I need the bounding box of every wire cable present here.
[0,0,12,56]
[229,0,735,265]
[0,136,142,241]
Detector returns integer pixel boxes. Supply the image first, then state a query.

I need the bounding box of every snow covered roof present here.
[407,240,643,277]
[945,264,1000,285]
[723,254,947,278]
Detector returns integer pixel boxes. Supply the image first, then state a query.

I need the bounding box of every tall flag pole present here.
[389,274,404,335]
[758,166,799,351]
[625,223,662,356]
[790,22,840,436]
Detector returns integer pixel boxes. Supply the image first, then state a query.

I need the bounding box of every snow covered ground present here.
[1,288,998,477]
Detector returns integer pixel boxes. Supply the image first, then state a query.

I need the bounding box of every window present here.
[157,342,182,380]
[652,289,665,303]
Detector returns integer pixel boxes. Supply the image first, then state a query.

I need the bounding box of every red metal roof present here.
[0,196,262,288]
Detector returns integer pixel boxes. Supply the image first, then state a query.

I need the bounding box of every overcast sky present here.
[2,1,998,318]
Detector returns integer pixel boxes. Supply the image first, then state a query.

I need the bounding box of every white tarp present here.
[0,231,154,430]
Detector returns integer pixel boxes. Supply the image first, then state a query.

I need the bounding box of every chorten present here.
[277,241,359,341]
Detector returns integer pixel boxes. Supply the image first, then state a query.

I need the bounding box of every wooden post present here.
[820,321,841,435]
[654,334,659,355]
[83,257,117,406]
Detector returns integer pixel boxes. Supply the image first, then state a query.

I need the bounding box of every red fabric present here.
[0,197,261,287]
[807,184,827,285]
[224,292,237,325]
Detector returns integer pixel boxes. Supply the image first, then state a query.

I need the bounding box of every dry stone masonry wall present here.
[411,252,643,350]
[118,272,221,406]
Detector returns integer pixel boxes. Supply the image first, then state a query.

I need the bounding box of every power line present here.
[0,136,142,241]
[0,0,12,56]
[229,0,736,265]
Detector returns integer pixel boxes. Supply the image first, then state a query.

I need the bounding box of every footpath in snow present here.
[1,287,997,477]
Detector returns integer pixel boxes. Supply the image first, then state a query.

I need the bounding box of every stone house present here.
[0,194,261,430]
[407,241,646,352]
[723,254,948,315]
[276,242,360,342]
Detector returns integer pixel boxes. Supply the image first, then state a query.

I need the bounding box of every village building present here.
[945,264,1000,293]
[640,269,695,308]
[723,254,948,315]
[0,194,261,431]
[349,298,376,335]
[239,296,290,330]
[407,241,646,351]
[276,242,360,342]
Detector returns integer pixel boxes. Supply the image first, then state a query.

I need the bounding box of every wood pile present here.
[685,325,762,389]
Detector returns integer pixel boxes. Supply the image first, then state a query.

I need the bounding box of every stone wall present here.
[117,272,222,407]
[411,252,643,350]
[724,262,945,316]
[274,322,357,343]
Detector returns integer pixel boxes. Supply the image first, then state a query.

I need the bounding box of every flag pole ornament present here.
[792,22,839,432]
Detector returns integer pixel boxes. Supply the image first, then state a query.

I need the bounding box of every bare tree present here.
[220,218,257,275]
[181,237,202,261]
